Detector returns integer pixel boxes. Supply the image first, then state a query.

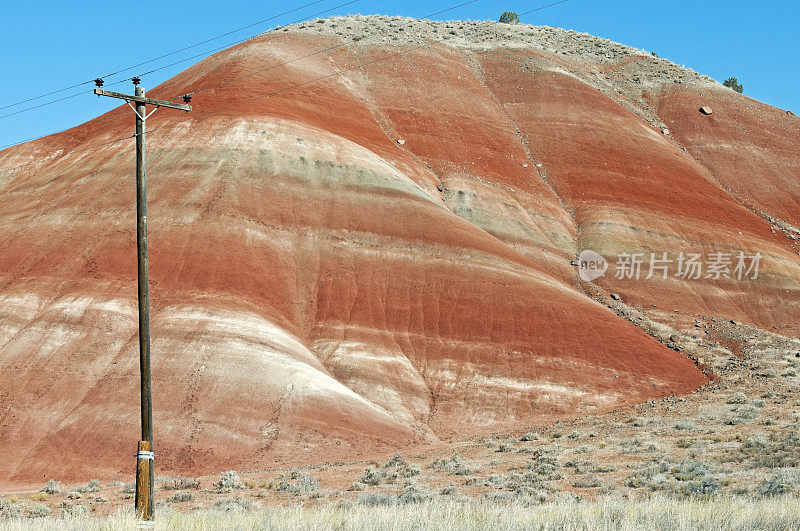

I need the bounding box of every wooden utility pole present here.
[94,81,190,523]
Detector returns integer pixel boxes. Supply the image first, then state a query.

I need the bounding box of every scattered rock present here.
[535,162,543,168]
[397,139,406,145]
[661,127,670,135]
[436,184,444,192]
[699,106,713,116]
[522,163,529,168]
[610,293,621,301]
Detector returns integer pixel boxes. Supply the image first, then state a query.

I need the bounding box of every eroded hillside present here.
[0,16,798,487]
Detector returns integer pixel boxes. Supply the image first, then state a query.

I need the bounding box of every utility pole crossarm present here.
[94,88,191,111]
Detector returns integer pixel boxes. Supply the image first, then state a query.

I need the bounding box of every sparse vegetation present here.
[160,475,201,490]
[723,77,744,93]
[429,454,475,475]
[166,492,193,504]
[361,454,420,486]
[499,11,520,24]
[274,471,320,495]
[211,496,255,512]
[76,479,100,493]
[215,470,245,492]
[40,480,60,495]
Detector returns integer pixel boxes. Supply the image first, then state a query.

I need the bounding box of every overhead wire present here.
[1,0,572,168]
[520,0,570,16]
[0,0,330,112]
[0,0,360,123]
[1,0,479,167]
[155,0,480,103]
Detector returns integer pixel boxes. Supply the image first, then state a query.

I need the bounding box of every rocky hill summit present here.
[288,15,723,131]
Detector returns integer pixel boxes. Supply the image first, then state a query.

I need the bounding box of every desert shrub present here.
[41,479,61,494]
[167,492,193,503]
[397,482,431,505]
[573,475,602,488]
[629,417,647,427]
[361,467,383,486]
[674,419,697,431]
[440,485,457,495]
[0,498,24,518]
[724,431,800,468]
[527,448,562,481]
[275,471,319,495]
[682,477,721,497]
[358,493,395,506]
[564,459,593,475]
[77,479,101,493]
[628,459,720,497]
[161,476,201,490]
[215,470,244,492]
[27,504,51,518]
[212,497,254,512]
[723,77,744,93]
[430,454,474,476]
[361,455,420,485]
[758,471,797,496]
[499,11,520,24]
[672,460,711,481]
[496,441,515,452]
[727,392,748,404]
[621,436,658,454]
[484,488,548,506]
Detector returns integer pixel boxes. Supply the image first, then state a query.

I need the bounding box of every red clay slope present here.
[2,17,794,486]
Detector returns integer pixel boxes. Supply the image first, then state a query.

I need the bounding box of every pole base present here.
[134,440,153,521]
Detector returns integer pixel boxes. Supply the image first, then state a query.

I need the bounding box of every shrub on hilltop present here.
[499,11,520,24]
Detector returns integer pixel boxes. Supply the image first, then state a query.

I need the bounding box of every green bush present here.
[723,77,744,93]
[499,11,520,24]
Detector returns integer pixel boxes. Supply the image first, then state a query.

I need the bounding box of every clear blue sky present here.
[1,0,797,149]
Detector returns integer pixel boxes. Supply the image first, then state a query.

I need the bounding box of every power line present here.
[135,0,360,82]
[122,0,483,106]
[0,0,358,122]
[1,0,572,163]
[520,0,570,16]
[0,0,333,113]
[0,78,130,120]
[0,0,360,148]
[156,0,480,103]
[102,0,329,80]
[78,0,483,146]
[0,0,361,121]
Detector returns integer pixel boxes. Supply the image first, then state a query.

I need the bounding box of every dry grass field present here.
[1,496,800,530]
